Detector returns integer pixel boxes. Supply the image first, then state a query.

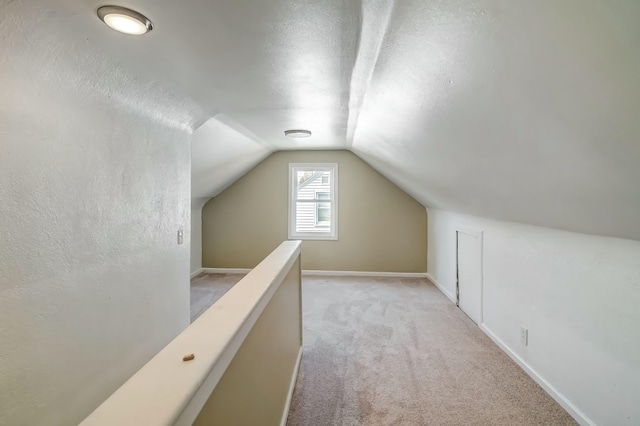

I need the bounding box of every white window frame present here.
[288,163,338,240]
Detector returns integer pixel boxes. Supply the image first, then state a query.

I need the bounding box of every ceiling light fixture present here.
[284,129,312,138]
[97,6,153,35]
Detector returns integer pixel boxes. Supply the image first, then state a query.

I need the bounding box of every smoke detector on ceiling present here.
[97,6,153,35]
[284,129,312,138]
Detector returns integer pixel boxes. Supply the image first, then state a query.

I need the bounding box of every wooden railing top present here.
[80,240,302,426]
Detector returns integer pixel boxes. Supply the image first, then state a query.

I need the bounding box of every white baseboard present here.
[303,270,428,278]
[280,347,303,426]
[426,272,592,426]
[426,273,456,303]
[190,268,204,279]
[198,268,428,279]
[479,324,594,426]
[200,267,252,274]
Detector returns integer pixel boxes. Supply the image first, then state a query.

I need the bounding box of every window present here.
[315,191,330,225]
[289,163,338,240]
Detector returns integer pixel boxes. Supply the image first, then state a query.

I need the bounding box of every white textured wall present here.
[191,116,272,199]
[0,3,195,425]
[191,198,209,275]
[427,209,640,426]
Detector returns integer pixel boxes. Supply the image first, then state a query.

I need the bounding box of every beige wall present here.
[194,258,302,425]
[202,150,427,272]
[191,198,209,274]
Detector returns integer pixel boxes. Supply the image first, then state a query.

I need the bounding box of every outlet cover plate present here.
[520,326,528,346]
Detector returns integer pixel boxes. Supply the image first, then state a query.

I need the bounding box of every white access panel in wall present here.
[457,228,483,325]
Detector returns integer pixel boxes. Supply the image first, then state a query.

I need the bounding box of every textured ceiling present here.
[12,0,640,239]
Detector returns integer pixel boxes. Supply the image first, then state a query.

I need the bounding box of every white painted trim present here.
[200,268,428,279]
[81,241,302,426]
[288,163,338,241]
[456,226,483,238]
[427,273,590,425]
[479,324,595,426]
[302,270,428,278]
[280,347,303,426]
[201,267,252,274]
[455,228,484,324]
[190,268,204,279]
[426,273,456,303]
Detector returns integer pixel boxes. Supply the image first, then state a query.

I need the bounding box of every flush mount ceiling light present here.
[97,6,153,35]
[284,129,312,138]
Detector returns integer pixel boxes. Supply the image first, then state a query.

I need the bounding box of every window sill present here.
[288,234,338,241]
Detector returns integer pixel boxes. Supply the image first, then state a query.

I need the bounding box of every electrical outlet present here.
[177,228,184,245]
[520,326,528,346]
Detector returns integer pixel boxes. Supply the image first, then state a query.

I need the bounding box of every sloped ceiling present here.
[191,115,273,198]
[19,0,640,239]
[350,1,640,240]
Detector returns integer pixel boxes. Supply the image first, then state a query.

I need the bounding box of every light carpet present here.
[286,275,577,426]
[190,273,245,322]
[189,273,577,425]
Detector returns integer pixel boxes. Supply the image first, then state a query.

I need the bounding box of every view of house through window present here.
[315,191,330,225]
[289,163,338,240]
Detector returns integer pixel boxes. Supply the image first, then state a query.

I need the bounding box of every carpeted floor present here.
[286,275,577,426]
[190,273,245,322]
[190,273,577,425]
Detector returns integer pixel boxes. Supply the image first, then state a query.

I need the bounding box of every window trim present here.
[288,163,338,240]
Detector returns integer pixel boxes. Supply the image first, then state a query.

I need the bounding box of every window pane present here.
[289,163,337,240]
[296,201,331,233]
[314,192,330,225]
[296,170,314,185]
[317,204,330,223]
[295,171,330,201]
